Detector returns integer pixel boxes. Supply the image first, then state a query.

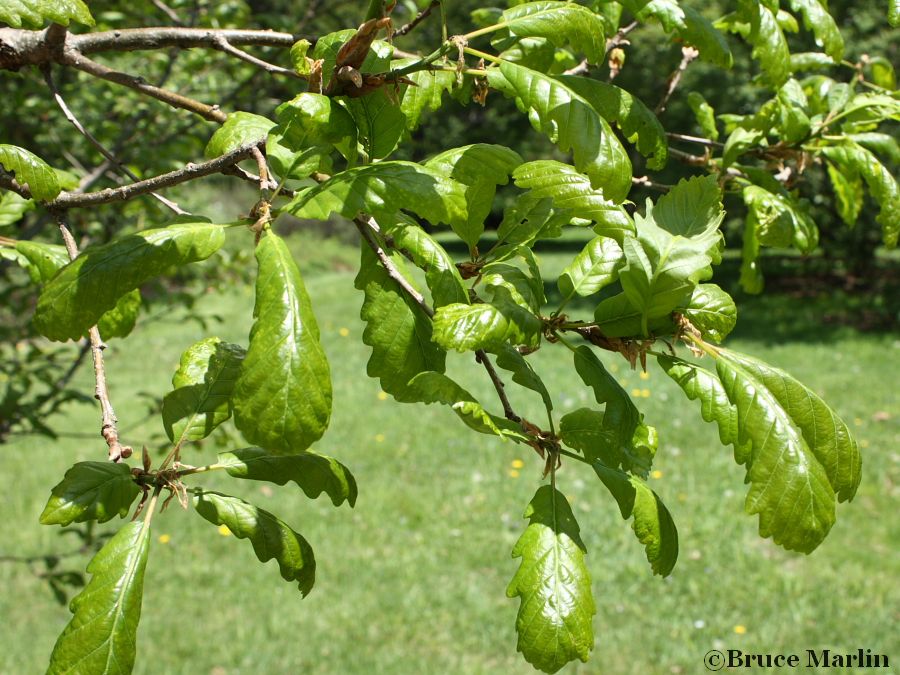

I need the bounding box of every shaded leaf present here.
[233,232,331,454]
[40,462,141,526]
[47,521,149,675]
[193,490,315,595]
[162,337,246,444]
[787,0,843,62]
[680,284,736,343]
[205,112,274,159]
[745,1,791,86]
[593,462,678,576]
[34,222,225,342]
[507,485,595,674]
[487,62,632,203]
[495,193,570,248]
[493,344,553,414]
[218,447,357,507]
[355,243,445,402]
[743,185,818,252]
[344,89,406,160]
[0,144,61,201]
[400,69,456,131]
[0,191,34,226]
[97,289,141,340]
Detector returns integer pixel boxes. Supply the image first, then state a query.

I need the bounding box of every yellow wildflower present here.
[338,327,350,337]
[158,534,171,544]
[511,459,525,469]
[733,625,747,635]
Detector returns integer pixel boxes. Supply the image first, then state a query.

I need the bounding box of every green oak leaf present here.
[0,191,35,226]
[344,89,406,160]
[680,284,737,343]
[743,185,818,253]
[432,291,542,353]
[0,0,93,28]
[743,1,791,86]
[233,231,332,454]
[687,92,719,140]
[218,447,357,507]
[40,462,141,526]
[13,240,69,284]
[355,243,446,402]
[511,161,634,242]
[594,462,678,576]
[205,112,274,158]
[556,76,668,169]
[193,490,316,595]
[97,289,141,340]
[507,485,595,674]
[424,144,523,248]
[787,0,843,62]
[493,344,553,415]
[47,520,149,675]
[495,193,570,248]
[487,61,632,203]
[400,69,456,131]
[557,235,623,301]
[285,161,468,230]
[499,1,607,64]
[162,337,246,444]
[33,221,225,342]
[0,144,61,201]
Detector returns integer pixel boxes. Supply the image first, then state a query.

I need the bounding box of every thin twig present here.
[41,65,187,214]
[475,350,520,423]
[667,146,708,166]
[249,146,275,190]
[150,0,184,25]
[395,0,441,37]
[655,46,699,114]
[55,217,132,462]
[667,132,724,148]
[61,51,227,123]
[632,175,672,192]
[210,35,300,78]
[563,20,638,76]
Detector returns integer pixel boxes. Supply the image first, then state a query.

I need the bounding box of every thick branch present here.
[56,218,131,462]
[71,27,301,55]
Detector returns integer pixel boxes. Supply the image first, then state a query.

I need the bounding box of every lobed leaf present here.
[0,0,93,29]
[511,161,634,241]
[487,62,632,203]
[400,69,456,131]
[593,462,678,576]
[355,243,445,402]
[507,485,595,673]
[285,161,468,229]
[500,1,606,63]
[233,231,332,454]
[0,144,61,201]
[33,221,224,342]
[556,76,669,169]
[47,521,149,675]
[218,447,357,507]
[162,337,246,444]
[424,144,522,248]
[743,185,818,253]
[432,292,542,353]
[40,462,141,526]
[193,490,316,595]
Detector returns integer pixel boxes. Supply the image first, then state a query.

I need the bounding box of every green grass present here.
[1,232,898,674]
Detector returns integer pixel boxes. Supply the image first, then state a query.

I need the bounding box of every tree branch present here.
[395,0,441,38]
[70,27,302,55]
[55,217,132,462]
[475,350,520,423]
[210,34,301,78]
[655,46,699,114]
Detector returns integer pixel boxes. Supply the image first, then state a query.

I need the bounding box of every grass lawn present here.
[1,229,898,674]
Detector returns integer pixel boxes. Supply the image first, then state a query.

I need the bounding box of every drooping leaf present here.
[660,352,839,553]
[205,112,274,159]
[285,161,468,229]
[0,191,35,226]
[507,485,595,674]
[687,91,719,140]
[13,240,68,284]
[46,521,149,675]
[680,284,736,343]
[162,337,246,444]
[343,89,406,160]
[0,0,93,29]
[743,185,818,252]
[616,176,724,335]
[556,76,668,169]
[572,346,657,476]
[218,447,357,507]
[511,161,634,241]
[406,371,527,441]
[821,143,899,247]
[826,161,863,227]
[593,462,678,576]
[432,290,542,353]
[787,0,843,62]
[383,218,468,307]
[717,347,861,502]
[499,1,606,64]
[0,144,61,201]
[487,61,632,203]
[743,1,791,86]
[355,243,445,402]
[193,490,316,595]
[400,69,456,131]
[739,217,765,294]
[481,260,545,313]
[558,235,623,301]
[424,144,522,248]
[847,132,900,166]
[40,462,141,526]
[493,344,553,415]
[33,221,225,342]
[233,231,332,454]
